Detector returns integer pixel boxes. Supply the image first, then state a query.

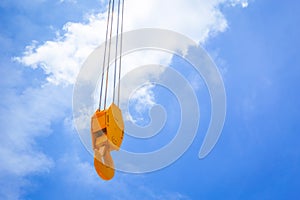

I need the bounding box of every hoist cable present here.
[99,0,124,109]
[117,0,124,106]
[98,0,112,110]
[113,0,121,103]
[103,0,115,109]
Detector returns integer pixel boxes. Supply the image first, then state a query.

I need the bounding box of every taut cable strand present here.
[117,0,124,106]
[104,0,115,109]
[99,0,112,110]
[113,0,121,103]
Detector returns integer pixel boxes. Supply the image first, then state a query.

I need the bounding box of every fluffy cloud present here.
[16,0,248,86]
[0,78,71,199]
[15,13,106,85]
[230,0,249,8]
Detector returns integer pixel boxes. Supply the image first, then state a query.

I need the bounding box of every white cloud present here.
[15,13,107,85]
[129,83,155,113]
[16,0,248,85]
[124,0,228,43]
[125,83,155,123]
[0,82,71,199]
[230,0,249,8]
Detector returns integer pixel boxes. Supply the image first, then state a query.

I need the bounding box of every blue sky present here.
[1,0,300,199]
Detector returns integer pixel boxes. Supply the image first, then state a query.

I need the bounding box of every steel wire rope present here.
[103,0,115,109]
[113,0,122,103]
[117,0,124,106]
[99,0,113,110]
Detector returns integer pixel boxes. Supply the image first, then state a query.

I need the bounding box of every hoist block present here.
[91,103,124,150]
[91,103,124,180]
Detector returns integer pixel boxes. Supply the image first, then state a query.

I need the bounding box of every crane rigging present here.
[90,0,125,181]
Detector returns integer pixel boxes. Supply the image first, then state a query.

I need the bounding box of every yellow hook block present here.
[91,103,124,180]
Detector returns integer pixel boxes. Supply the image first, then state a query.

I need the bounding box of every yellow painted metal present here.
[91,103,124,180]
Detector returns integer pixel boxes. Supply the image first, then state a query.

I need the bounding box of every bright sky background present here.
[1,0,300,199]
